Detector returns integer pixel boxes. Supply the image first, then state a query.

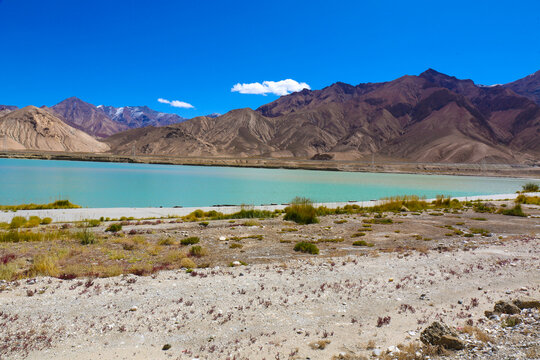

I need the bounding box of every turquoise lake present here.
[0,158,534,208]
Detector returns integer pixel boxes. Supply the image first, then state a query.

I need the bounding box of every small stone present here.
[219,236,226,241]
[162,344,171,351]
[388,278,394,282]
[372,349,382,356]
[129,306,138,311]
[231,261,242,267]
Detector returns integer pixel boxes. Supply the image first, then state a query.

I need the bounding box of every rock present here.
[420,322,464,350]
[219,236,226,241]
[493,300,520,314]
[129,306,138,311]
[231,261,241,267]
[162,344,171,351]
[372,349,382,356]
[513,297,540,309]
[439,335,465,350]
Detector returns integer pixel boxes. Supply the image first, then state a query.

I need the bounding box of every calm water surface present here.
[0,158,533,208]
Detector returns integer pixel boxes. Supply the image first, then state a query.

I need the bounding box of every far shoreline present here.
[1,150,540,179]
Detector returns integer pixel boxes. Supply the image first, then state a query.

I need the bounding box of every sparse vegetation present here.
[0,199,80,211]
[189,245,207,257]
[500,204,527,217]
[522,182,539,192]
[180,237,200,245]
[105,223,122,232]
[352,240,374,247]
[284,197,319,225]
[293,241,319,254]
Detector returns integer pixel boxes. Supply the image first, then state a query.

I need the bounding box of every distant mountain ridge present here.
[97,105,185,129]
[105,68,540,164]
[2,69,540,164]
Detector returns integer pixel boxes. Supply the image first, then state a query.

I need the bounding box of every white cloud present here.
[157,98,194,109]
[231,79,310,96]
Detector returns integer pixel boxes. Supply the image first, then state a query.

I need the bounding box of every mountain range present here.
[1,69,539,163]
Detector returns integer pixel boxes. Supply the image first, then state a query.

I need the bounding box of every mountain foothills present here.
[1,69,539,163]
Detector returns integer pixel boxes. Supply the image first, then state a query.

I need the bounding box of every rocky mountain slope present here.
[503,70,540,105]
[97,105,185,129]
[0,105,18,117]
[0,106,109,152]
[105,69,540,163]
[50,97,127,138]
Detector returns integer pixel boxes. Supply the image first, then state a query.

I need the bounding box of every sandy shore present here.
[0,193,528,223]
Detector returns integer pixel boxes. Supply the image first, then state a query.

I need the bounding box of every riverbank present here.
[0,193,531,222]
[1,150,539,178]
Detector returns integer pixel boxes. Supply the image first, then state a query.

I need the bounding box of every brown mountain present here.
[0,106,109,152]
[105,69,539,163]
[503,70,540,105]
[51,97,128,137]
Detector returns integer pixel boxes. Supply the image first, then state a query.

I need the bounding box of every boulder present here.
[493,300,521,314]
[513,297,540,309]
[420,322,464,350]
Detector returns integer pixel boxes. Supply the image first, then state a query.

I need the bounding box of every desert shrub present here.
[105,223,122,232]
[40,217,53,225]
[158,237,176,246]
[181,237,200,245]
[25,216,42,228]
[353,240,374,247]
[242,220,260,227]
[0,199,80,211]
[363,217,393,224]
[163,250,186,264]
[9,216,27,229]
[86,219,101,227]
[318,238,344,243]
[284,197,319,225]
[433,195,451,208]
[179,257,196,269]
[199,221,209,227]
[473,202,495,213]
[0,262,18,281]
[76,227,96,245]
[373,195,429,213]
[515,195,540,205]
[229,243,243,249]
[500,204,527,217]
[352,232,366,237]
[189,245,207,257]
[29,254,59,277]
[0,230,43,243]
[334,219,347,224]
[522,182,539,192]
[293,241,319,254]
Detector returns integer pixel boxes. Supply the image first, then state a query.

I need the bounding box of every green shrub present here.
[501,204,527,217]
[229,243,243,249]
[25,216,42,228]
[293,241,319,254]
[189,245,206,257]
[284,197,319,225]
[87,219,101,227]
[76,228,96,245]
[353,240,374,247]
[522,182,539,192]
[9,216,27,229]
[105,223,122,232]
[40,217,53,225]
[181,237,200,245]
[0,230,43,242]
[158,237,176,246]
[199,221,209,227]
[352,232,366,237]
[363,217,393,224]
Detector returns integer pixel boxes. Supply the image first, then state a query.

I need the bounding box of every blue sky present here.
[0,0,539,117]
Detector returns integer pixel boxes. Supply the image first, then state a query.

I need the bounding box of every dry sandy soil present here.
[0,201,539,359]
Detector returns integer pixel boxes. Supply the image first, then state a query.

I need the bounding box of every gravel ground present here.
[1,234,538,359]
